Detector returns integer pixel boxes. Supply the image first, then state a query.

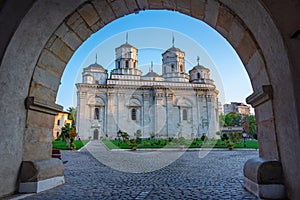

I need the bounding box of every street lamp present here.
[117,130,122,147]
[242,130,247,148]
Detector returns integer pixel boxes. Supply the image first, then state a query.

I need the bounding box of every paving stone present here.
[22,141,258,200]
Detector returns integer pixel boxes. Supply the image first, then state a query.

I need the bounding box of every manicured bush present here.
[102,138,258,149]
[201,134,207,141]
[52,140,88,150]
[221,134,229,141]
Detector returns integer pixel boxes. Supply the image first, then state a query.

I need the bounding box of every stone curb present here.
[109,148,259,152]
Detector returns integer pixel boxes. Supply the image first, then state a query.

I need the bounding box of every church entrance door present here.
[93,129,99,140]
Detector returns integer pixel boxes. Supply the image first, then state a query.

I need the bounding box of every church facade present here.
[76,40,220,140]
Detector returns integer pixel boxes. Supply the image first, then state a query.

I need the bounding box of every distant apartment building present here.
[52,111,72,139]
[218,102,223,114]
[223,102,250,115]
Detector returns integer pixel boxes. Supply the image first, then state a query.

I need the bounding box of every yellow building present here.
[52,111,72,139]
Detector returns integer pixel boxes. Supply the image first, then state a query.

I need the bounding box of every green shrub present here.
[154,140,160,145]
[221,133,229,141]
[201,134,207,141]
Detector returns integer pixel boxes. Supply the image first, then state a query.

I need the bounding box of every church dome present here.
[189,57,212,83]
[193,64,210,71]
[85,63,106,72]
[143,71,160,77]
[116,42,137,50]
[166,46,182,52]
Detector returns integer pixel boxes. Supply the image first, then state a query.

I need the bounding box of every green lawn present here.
[102,139,258,150]
[52,140,89,150]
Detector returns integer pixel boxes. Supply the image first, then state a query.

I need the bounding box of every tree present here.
[121,131,129,141]
[224,112,242,126]
[219,113,226,127]
[244,114,257,137]
[67,107,76,126]
[134,129,142,144]
[58,123,71,141]
[134,129,142,139]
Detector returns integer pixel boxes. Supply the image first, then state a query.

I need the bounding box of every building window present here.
[171,64,175,72]
[197,72,201,79]
[56,132,59,137]
[183,109,187,120]
[125,60,129,68]
[133,61,136,69]
[180,65,183,72]
[94,108,99,120]
[131,108,137,120]
[57,120,60,126]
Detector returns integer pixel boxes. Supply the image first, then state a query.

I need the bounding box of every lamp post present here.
[117,130,121,147]
[242,130,247,148]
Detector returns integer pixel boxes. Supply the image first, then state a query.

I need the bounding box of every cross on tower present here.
[172,33,175,47]
[151,61,153,72]
[197,56,200,65]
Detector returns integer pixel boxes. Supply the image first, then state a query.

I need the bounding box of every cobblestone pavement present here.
[22,141,258,200]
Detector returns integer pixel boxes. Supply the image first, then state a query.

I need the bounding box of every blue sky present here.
[57,10,253,111]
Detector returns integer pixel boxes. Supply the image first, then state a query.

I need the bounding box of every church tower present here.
[162,35,189,82]
[110,33,142,77]
[189,56,213,84]
[82,54,107,85]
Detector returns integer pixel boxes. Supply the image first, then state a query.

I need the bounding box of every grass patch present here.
[102,139,258,150]
[52,140,89,150]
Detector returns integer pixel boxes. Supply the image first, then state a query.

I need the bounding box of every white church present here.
[76,38,220,140]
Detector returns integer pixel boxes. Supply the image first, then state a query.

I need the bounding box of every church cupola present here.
[82,54,107,84]
[110,33,142,78]
[189,56,212,84]
[141,62,164,81]
[162,35,189,82]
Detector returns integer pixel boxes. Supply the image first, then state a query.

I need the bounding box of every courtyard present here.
[16,141,258,199]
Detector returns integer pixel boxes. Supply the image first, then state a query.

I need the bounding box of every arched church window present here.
[171,64,175,72]
[94,108,99,120]
[125,60,129,68]
[197,72,201,79]
[183,109,187,120]
[117,61,121,68]
[133,61,136,69]
[180,65,183,72]
[131,108,137,120]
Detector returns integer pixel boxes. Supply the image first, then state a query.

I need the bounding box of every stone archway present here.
[0,0,299,199]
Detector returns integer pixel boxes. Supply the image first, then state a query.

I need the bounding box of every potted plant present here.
[221,133,235,150]
[227,142,235,150]
[130,139,137,151]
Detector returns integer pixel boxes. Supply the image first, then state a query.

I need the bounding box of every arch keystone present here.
[191,0,205,20]
[78,3,100,27]
[66,12,93,41]
[204,0,219,28]
[92,0,116,24]
[237,31,257,65]
[216,6,234,38]
[109,0,130,18]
